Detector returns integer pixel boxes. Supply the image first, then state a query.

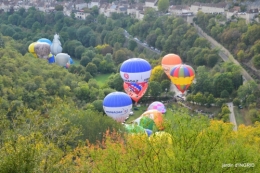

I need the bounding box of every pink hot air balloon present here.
[147,101,166,114]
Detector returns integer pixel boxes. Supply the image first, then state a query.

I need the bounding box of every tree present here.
[55,5,64,11]
[86,63,97,76]
[150,65,165,82]
[80,56,91,67]
[128,39,137,51]
[107,73,123,91]
[148,81,162,97]
[158,0,170,13]
[114,49,128,65]
[252,54,260,69]
[92,100,103,112]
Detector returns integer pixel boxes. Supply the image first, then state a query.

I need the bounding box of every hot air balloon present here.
[169,64,195,94]
[34,42,51,59]
[141,109,164,131]
[103,92,133,123]
[120,58,152,83]
[55,53,70,68]
[51,34,62,55]
[161,54,182,78]
[37,38,52,46]
[123,82,148,103]
[147,101,166,114]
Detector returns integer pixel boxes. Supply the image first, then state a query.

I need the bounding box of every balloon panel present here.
[120,71,151,83]
[48,54,55,64]
[140,116,155,131]
[174,84,191,93]
[37,38,52,45]
[125,124,146,134]
[28,42,37,54]
[120,58,151,73]
[147,101,166,114]
[55,53,70,67]
[34,42,51,59]
[145,129,153,137]
[103,105,132,123]
[123,82,148,103]
[103,92,132,107]
[69,58,74,64]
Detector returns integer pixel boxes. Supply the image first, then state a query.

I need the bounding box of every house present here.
[226,6,240,19]
[73,9,90,20]
[117,5,127,14]
[169,5,192,16]
[0,1,10,12]
[245,8,259,24]
[104,3,117,17]
[190,2,228,15]
[99,3,108,15]
[88,0,100,8]
[74,0,88,10]
[135,3,145,20]
[145,0,157,10]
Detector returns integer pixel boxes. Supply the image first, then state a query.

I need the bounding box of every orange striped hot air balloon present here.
[161,54,182,78]
[169,64,195,93]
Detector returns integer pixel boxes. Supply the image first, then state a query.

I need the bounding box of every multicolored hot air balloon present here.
[133,109,164,131]
[169,64,195,94]
[141,109,164,131]
[120,58,152,83]
[123,82,148,103]
[147,101,166,114]
[48,53,55,64]
[103,92,133,123]
[161,54,182,78]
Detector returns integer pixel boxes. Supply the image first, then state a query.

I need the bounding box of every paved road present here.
[194,24,254,83]
[123,30,161,54]
[227,102,237,131]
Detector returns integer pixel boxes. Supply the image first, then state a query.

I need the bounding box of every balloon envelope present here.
[161,54,182,78]
[147,101,166,114]
[169,64,195,93]
[34,42,51,59]
[123,82,148,103]
[141,109,164,131]
[103,92,133,123]
[139,116,156,131]
[125,124,146,134]
[37,38,52,46]
[55,53,70,67]
[120,58,151,83]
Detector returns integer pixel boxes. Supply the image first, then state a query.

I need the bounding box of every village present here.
[0,0,260,24]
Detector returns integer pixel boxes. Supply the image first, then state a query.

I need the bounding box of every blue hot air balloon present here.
[120,58,152,83]
[37,38,52,46]
[103,92,133,123]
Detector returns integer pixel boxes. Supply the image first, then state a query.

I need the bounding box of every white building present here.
[190,2,227,15]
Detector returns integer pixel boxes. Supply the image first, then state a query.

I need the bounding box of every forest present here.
[0,6,259,172]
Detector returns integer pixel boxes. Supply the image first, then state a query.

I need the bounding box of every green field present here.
[94,73,112,86]
[72,59,80,66]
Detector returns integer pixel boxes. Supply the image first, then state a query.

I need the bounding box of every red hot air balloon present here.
[123,82,148,103]
[169,64,195,93]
